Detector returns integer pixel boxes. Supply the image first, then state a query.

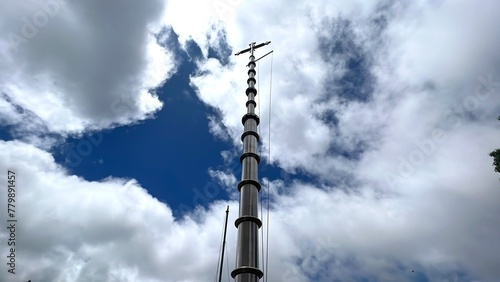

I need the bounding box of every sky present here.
[1,0,500,281]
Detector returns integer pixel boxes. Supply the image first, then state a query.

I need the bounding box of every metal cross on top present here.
[235,41,271,56]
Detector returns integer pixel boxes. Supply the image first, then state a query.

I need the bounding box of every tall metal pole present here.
[231,41,271,282]
[218,205,230,282]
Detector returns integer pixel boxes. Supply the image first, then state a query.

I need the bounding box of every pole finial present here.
[234,41,271,56]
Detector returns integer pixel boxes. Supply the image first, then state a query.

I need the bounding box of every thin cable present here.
[258,60,261,134]
[257,60,265,275]
[265,51,273,282]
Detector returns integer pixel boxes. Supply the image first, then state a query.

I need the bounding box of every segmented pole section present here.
[231,41,270,282]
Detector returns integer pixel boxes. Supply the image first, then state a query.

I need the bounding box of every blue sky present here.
[1,1,500,282]
[51,35,235,217]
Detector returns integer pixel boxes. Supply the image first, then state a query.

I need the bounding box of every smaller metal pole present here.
[218,205,230,282]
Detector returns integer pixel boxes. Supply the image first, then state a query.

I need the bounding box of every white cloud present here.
[208,168,236,188]
[207,115,230,141]
[0,140,235,282]
[208,168,238,201]
[0,0,177,141]
[181,0,500,178]
[220,149,237,164]
[167,0,500,280]
[3,138,499,281]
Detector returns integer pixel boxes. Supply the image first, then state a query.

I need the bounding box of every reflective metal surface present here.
[232,41,270,282]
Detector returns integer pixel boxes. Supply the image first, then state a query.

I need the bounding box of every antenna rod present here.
[218,205,230,282]
[231,41,270,282]
[251,50,273,66]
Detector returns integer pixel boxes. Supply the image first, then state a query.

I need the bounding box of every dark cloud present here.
[318,16,375,103]
[0,0,175,137]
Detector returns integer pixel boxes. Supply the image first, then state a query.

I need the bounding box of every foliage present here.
[489,116,500,173]
[490,149,500,173]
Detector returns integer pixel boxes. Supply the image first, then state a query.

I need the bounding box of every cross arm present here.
[234,41,271,56]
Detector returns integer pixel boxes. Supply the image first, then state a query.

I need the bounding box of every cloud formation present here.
[180,0,500,280]
[1,0,500,281]
[0,0,176,142]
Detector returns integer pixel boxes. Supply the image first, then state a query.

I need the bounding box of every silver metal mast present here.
[231,41,271,282]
